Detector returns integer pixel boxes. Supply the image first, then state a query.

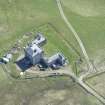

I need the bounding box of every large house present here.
[24,33,68,69]
[25,33,46,65]
[25,43,43,65]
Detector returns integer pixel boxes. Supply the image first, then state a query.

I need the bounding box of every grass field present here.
[0,67,102,105]
[0,0,79,56]
[62,0,105,62]
[0,0,105,104]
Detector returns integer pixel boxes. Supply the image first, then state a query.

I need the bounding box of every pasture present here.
[0,0,105,105]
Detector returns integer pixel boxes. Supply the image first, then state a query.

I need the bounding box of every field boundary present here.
[48,23,81,58]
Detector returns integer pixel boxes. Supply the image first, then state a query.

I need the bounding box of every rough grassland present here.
[62,0,105,63]
[0,68,102,105]
[0,0,104,105]
[62,0,105,17]
[0,0,79,56]
[86,73,105,98]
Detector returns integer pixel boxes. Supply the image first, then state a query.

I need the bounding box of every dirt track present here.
[56,0,105,104]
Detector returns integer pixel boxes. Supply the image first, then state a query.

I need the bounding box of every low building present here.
[47,53,67,69]
[25,43,43,65]
[2,53,12,63]
[32,33,46,47]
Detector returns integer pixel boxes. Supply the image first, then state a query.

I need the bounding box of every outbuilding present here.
[32,33,46,47]
[47,53,67,69]
[2,53,12,63]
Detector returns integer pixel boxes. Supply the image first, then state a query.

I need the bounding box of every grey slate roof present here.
[48,53,66,64]
[26,44,42,57]
[32,33,46,46]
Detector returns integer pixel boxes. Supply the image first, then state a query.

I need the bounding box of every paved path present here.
[56,0,93,73]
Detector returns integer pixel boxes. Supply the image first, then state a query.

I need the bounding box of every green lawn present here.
[35,24,78,62]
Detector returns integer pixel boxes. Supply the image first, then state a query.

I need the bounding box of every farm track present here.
[0,0,105,104]
[56,0,94,75]
[56,0,105,104]
[26,66,105,104]
[1,62,105,104]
